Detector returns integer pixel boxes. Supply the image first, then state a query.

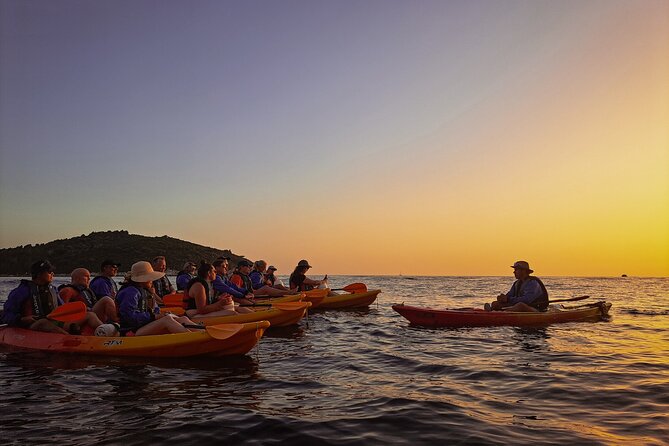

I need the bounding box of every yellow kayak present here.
[317,290,381,309]
[193,301,311,327]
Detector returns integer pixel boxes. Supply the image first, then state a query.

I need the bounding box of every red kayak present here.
[392,302,612,328]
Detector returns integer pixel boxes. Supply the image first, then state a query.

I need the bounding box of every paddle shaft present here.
[549,295,590,303]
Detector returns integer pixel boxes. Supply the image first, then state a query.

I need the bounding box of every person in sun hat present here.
[116,261,198,336]
[176,261,197,291]
[2,260,104,334]
[484,261,549,312]
[289,259,328,292]
[90,259,121,299]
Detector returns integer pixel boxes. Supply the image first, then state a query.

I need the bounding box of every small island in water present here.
[0,230,246,275]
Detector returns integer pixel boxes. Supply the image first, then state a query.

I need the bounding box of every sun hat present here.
[130,261,165,282]
[31,260,55,277]
[511,261,533,273]
[268,265,277,271]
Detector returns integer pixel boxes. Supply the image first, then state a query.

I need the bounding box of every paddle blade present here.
[47,301,87,322]
[205,323,244,340]
[341,283,367,294]
[163,293,186,308]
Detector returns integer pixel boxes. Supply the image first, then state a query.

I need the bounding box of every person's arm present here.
[212,276,245,299]
[302,276,324,287]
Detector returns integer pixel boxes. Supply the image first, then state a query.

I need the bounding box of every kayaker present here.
[151,255,175,301]
[232,259,292,297]
[289,260,327,291]
[175,261,197,291]
[59,267,119,324]
[250,260,295,295]
[485,261,549,312]
[116,261,197,335]
[266,265,287,289]
[211,258,255,305]
[185,263,253,318]
[2,260,103,334]
[90,259,120,300]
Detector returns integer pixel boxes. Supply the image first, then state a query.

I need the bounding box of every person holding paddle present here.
[185,263,254,318]
[485,261,549,312]
[289,260,327,291]
[211,258,256,305]
[2,260,104,334]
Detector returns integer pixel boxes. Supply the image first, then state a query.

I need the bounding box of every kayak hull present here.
[302,289,328,308]
[194,301,311,327]
[318,290,381,309]
[0,321,270,357]
[392,302,612,328]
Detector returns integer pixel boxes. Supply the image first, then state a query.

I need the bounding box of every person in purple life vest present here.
[211,258,256,305]
[176,261,197,291]
[2,260,103,334]
[116,261,197,336]
[484,261,549,312]
[90,259,120,300]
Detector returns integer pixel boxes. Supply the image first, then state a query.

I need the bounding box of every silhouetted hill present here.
[0,230,246,275]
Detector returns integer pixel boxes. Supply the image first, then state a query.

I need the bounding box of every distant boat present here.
[621,274,628,277]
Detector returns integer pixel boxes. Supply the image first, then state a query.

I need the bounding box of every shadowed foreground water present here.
[1,276,668,445]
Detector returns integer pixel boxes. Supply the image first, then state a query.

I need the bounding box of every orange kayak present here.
[392,302,612,328]
[317,290,381,309]
[0,321,270,357]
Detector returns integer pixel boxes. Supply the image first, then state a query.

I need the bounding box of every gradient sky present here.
[1,0,667,277]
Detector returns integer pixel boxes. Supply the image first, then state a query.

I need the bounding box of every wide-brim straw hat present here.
[130,261,165,282]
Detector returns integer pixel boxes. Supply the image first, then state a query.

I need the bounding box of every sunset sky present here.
[1,0,667,277]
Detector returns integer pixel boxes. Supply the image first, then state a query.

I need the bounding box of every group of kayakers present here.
[1,257,328,337]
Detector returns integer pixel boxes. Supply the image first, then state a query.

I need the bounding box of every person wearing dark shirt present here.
[289,259,327,291]
[151,256,175,302]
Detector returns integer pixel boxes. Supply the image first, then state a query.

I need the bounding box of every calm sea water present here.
[1,275,667,445]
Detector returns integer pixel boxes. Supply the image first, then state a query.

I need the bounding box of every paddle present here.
[332,283,367,294]
[240,302,307,310]
[181,322,243,340]
[47,301,87,322]
[549,295,590,304]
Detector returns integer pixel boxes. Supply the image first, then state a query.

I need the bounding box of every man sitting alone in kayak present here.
[485,261,549,312]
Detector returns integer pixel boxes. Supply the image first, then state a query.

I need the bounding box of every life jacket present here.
[249,270,265,290]
[117,283,153,313]
[58,283,98,308]
[510,276,549,311]
[175,271,193,291]
[152,276,172,297]
[2,280,59,324]
[90,275,118,297]
[231,272,253,293]
[184,277,214,310]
